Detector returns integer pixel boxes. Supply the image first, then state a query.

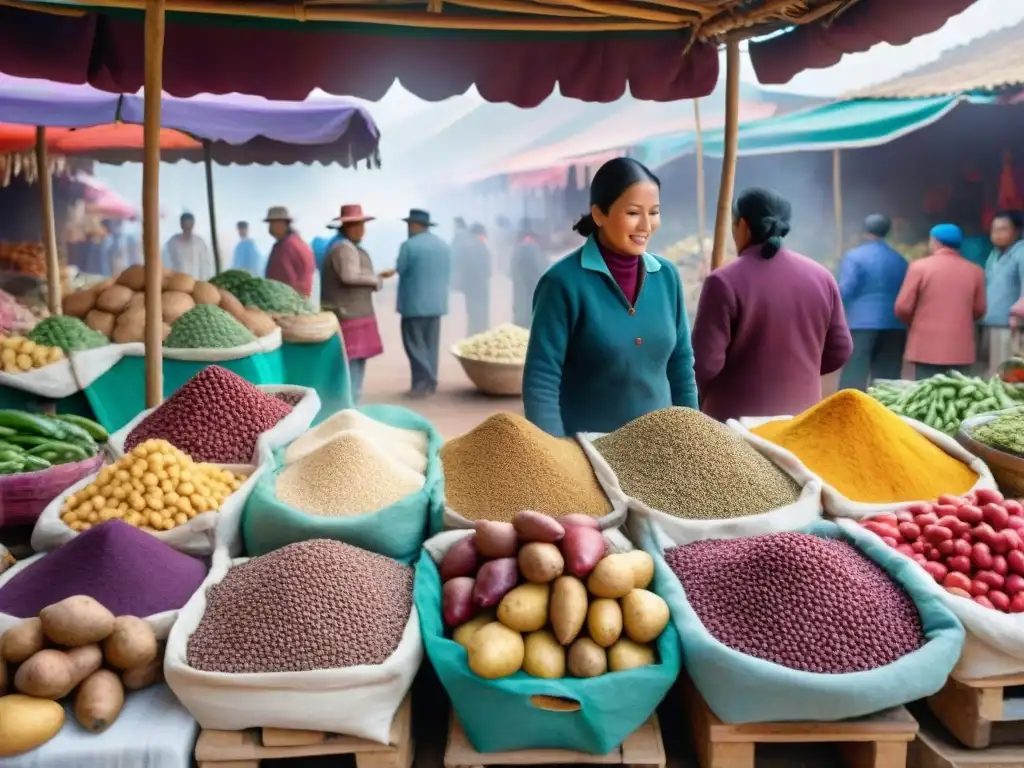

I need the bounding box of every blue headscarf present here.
[930,223,963,249]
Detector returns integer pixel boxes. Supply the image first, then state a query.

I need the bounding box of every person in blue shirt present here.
[980,210,1024,374]
[231,221,264,276]
[523,157,697,437]
[836,214,909,391]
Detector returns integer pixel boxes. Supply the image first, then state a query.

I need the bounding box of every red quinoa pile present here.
[125,365,292,464]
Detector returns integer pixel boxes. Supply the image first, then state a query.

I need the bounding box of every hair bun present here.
[573,213,597,238]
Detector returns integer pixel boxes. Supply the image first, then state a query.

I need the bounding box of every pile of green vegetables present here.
[0,411,108,474]
[970,409,1024,455]
[27,316,108,352]
[868,372,1024,435]
[165,305,256,349]
[210,270,310,315]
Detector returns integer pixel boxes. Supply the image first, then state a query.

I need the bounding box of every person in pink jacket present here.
[895,224,986,380]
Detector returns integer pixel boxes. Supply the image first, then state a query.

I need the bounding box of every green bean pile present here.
[868,373,1023,435]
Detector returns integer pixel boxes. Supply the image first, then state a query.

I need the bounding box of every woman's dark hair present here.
[733,187,792,259]
[573,157,660,238]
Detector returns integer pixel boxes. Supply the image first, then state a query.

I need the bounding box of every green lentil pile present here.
[441,412,611,521]
[27,316,108,351]
[210,270,310,315]
[971,409,1024,455]
[165,304,257,349]
[594,407,801,519]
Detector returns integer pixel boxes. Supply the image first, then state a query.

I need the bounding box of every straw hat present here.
[329,204,375,228]
[264,206,293,223]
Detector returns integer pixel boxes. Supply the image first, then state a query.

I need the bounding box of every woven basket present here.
[450,345,524,397]
[958,410,1024,497]
[276,311,339,344]
[0,452,104,529]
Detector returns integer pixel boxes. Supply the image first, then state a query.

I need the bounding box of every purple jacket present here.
[692,246,853,422]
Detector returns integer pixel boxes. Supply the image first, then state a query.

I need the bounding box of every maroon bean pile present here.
[664,533,925,674]
[125,365,292,464]
[273,390,305,407]
[187,539,413,674]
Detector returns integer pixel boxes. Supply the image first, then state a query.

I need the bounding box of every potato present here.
[467,622,524,679]
[559,514,601,531]
[621,550,655,589]
[567,638,607,678]
[102,616,158,670]
[587,599,623,648]
[62,289,96,318]
[621,589,670,643]
[440,536,480,581]
[443,577,477,628]
[241,308,278,338]
[549,575,588,645]
[453,613,494,649]
[127,291,146,310]
[513,510,565,543]
[121,656,164,691]
[191,281,222,306]
[116,264,147,291]
[218,289,246,319]
[0,694,65,757]
[562,526,607,577]
[40,596,115,647]
[111,320,144,344]
[84,309,115,337]
[2,617,44,663]
[587,554,635,599]
[0,657,7,696]
[608,638,656,672]
[164,272,196,294]
[497,583,550,633]
[518,542,564,583]
[474,520,518,558]
[161,291,195,323]
[74,669,124,733]
[95,285,134,314]
[472,557,518,609]
[13,649,74,699]
[523,630,565,679]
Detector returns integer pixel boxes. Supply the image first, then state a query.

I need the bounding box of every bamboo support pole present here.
[833,148,843,261]
[693,99,706,261]
[34,127,61,316]
[711,40,740,271]
[203,141,222,275]
[143,0,166,409]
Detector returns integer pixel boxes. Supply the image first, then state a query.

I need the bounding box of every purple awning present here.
[0,73,120,127]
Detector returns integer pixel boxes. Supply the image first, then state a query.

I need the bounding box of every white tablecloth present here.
[6,683,197,768]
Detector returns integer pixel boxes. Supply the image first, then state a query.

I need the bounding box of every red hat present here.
[329,204,375,228]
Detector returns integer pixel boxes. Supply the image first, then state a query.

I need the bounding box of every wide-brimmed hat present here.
[329,204,375,228]
[402,209,437,227]
[264,206,293,223]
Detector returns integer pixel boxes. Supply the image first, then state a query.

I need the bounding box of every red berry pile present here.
[125,366,293,464]
[859,488,1024,613]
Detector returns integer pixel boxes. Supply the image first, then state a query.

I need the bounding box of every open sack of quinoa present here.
[640,518,963,724]
[840,486,1024,680]
[416,515,679,754]
[731,389,996,520]
[440,413,625,534]
[579,407,821,546]
[108,365,320,464]
[241,405,443,561]
[165,540,421,740]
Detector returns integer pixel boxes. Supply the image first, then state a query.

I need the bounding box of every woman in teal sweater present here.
[523,158,698,437]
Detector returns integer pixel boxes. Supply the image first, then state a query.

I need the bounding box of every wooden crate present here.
[684,678,919,768]
[910,707,1024,768]
[928,674,1024,749]
[443,709,665,768]
[194,694,414,768]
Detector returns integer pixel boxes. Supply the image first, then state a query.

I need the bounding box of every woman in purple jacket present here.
[691,188,853,422]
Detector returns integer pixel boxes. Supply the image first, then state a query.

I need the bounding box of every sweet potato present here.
[440,536,480,581]
[562,526,607,577]
[559,514,601,531]
[472,557,518,608]
[2,618,44,663]
[518,542,564,583]
[39,596,115,647]
[74,670,124,733]
[474,520,518,558]
[550,576,588,645]
[102,616,158,671]
[13,650,74,700]
[513,510,565,543]
[443,577,477,628]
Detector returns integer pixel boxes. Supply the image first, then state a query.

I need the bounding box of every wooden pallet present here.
[443,708,665,768]
[194,694,414,768]
[684,678,919,768]
[928,674,1024,750]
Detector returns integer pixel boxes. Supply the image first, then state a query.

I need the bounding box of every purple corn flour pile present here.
[664,532,926,674]
[0,520,207,618]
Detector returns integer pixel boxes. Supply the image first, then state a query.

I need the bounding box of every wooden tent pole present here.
[143,0,166,409]
[711,40,740,271]
[34,127,61,315]
[202,140,222,275]
[832,148,843,262]
[693,98,706,260]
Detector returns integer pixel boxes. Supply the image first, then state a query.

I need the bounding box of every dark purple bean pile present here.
[664,533,925,674]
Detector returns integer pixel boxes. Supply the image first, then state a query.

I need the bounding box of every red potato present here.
[558,514,600,531]
[1008,516,1024,531]
[881,536,898,548]
[474,521,518,558]
[913,554,929,566]
[975,570,1004,589]
[440,537,481,581]
[915,512,939,528]
[943,571,972,592]
[973,523,997,546]
[924,525,953,544]
[1004,499,1024,516]
[993,555,1009,576]
[983,504,1011,531]
[937,540,956,556]
[957,505,983,525]
[948,556,972,574]
[561,526,607,577]
[895,510,916,524]
[864,522,900,540]
[1005,573,1024,594]
[1007,549,1024,575]
[513,510,566,543]
[989,590,1011,612]
[1003,529,1023,551]
[871,513,899,527]
[908,502,932,515]
[912,541,927,554]
[970,580,990,597]
[472,558,519,608]
[927,548,943,562]
[976,488,1005,506]
[938,494,966,508]
[1011,592,1024,613]
[974,595,995,609]
[896,544,915,557]
[961,532,975,543]
[953,539,972,557]
[898,522,921,541]
[946,587,972,599]
[938,515,969,536]
[922,561,948,583]
[443,577,477,628]
[971,542,994,570]
[935,504,960,521]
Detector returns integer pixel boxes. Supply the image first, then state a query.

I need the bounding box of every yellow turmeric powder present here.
[751,390,977,503]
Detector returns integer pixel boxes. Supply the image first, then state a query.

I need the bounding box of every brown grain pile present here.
[187,539,413,673]
[440,412,611,521]
[594,407,800,519]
